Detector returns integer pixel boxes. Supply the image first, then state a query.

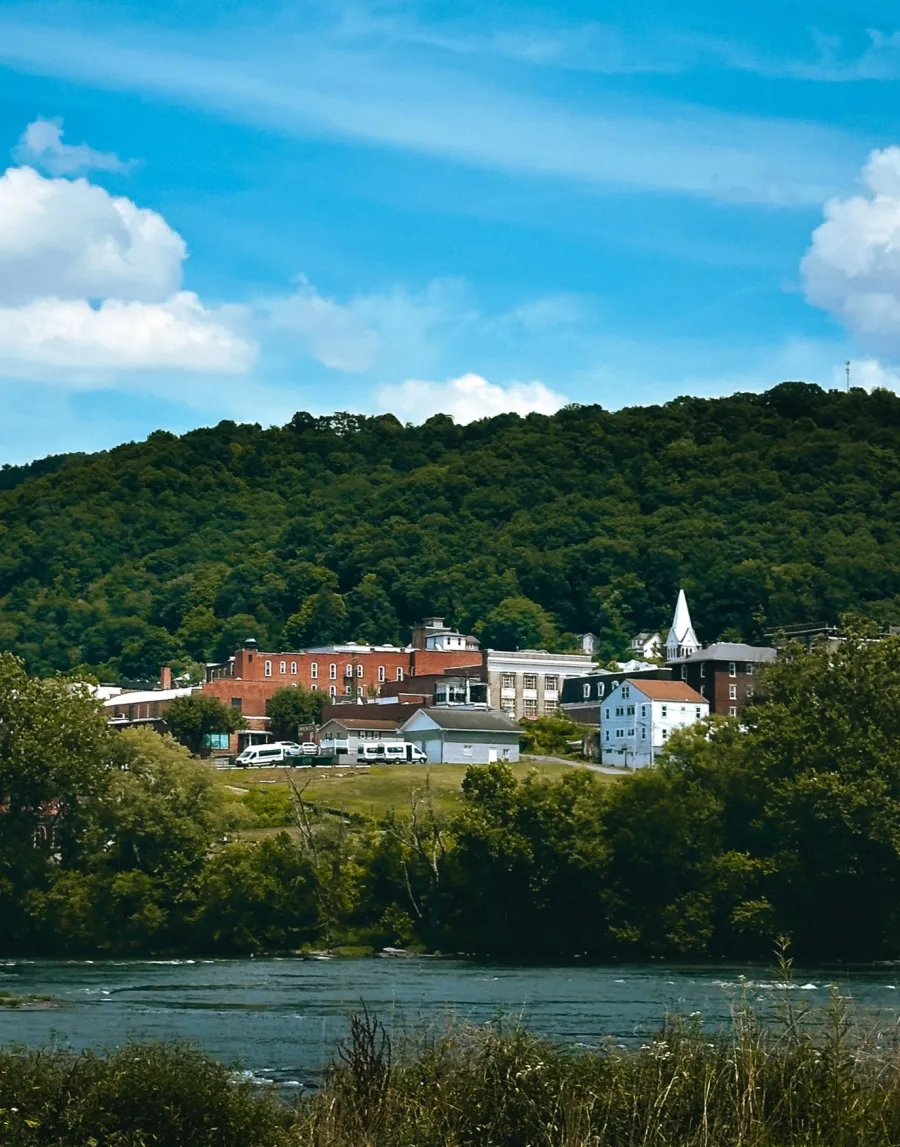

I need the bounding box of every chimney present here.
[160,666,172,690]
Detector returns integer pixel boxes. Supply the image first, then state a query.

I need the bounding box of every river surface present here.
[2,958,900,1087]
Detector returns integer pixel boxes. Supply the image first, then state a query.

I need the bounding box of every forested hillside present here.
[2,381,900,682]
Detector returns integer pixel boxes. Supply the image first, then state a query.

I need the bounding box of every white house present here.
[400,708,521,764]
[600,679,708,768]
[630,632,661,659]
[665,589,700,661]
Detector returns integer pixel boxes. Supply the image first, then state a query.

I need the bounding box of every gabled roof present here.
[401,708,521,733]
[321,717,400,731]
[626,678,706,703]
[666,589,699,651]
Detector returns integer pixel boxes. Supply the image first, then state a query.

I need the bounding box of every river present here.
[3,957,900,1087]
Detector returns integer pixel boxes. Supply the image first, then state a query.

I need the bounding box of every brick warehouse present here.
[202,638,484,735]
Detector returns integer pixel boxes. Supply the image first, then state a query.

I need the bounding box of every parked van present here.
[357,741,428,764]
[236,744,288,767]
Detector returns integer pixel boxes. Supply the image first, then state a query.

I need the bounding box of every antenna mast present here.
[846,360,851,391]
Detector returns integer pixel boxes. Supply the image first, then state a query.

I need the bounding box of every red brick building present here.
[202,638,483,731]
[667,642,776,716]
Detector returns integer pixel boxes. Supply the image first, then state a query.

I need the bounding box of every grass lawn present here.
[216,758,617,820]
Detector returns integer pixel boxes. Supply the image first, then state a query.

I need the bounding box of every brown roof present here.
[628,678,706,703]
[321,717,401,731]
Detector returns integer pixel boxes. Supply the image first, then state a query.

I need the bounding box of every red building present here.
[667,642,776,716]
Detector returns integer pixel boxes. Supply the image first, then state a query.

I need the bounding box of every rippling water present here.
[2,957,899,1087]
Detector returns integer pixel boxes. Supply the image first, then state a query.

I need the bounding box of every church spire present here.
[666,588,700,660]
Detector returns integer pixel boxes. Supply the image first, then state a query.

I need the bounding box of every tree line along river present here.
[3,957,900,1087]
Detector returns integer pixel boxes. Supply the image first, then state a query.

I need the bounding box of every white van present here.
[357,741,428,764]
[236,744,288,767]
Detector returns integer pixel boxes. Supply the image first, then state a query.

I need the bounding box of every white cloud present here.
[0,147,255,380]
[13,116,131,175]
[0,293,254,374]
[835,357,900,392]
[0,165,185,305]
[802,148,900,354]
[0,20,857,207]
[377,372,568,423]
[267,276,380,372]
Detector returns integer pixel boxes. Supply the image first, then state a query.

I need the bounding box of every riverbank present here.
[4,996,900,1146]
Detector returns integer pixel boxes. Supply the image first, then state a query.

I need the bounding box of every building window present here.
[501,699,515,715]
[523,698,538,718]
[662,728,669,740]
[680,665,686,680]
[583,683,591,699]
[310,683,318,691]
[230,697,242,711]
[345,685,352,695]
[627,705,635,716]
[597,683,605,698]
[746,686,755,699]
[729,706,738,718]
[523,674,537,690]
[695,707,701,719]
[329,663,337,680]
[378,665,386,682]
[729,661,737,677]
[280,660,287,675]
[622,686,630,699]
[311,662,319,679]
[290,661,298,674]
[615,706,624,717]
[729,684,737,700]
[501,673,515,690]
[357,664,364,678]
[616,728,623,738]
[396,667,404,681]
[746,662,756,675]
[641,727,646,739]
[463,744,473,757]
[543,701,557,715]
[605,730,610,741]
[661,705,667,718]
[545,675,559,692]
[700,684,706,697]
[641,705,647,717]
[329,685,337,697]
[345,663,353,678]
[264,660,272,677]
[605,708,610,719]
[699,662,706,678]
[610,680,619,690]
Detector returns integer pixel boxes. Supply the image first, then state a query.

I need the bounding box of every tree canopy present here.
[3,384,900,681]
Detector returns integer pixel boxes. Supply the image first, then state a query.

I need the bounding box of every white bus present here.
[357,741,427,764]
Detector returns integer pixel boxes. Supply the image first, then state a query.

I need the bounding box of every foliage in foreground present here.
[8,988,900,1146]
[6,627,900,960]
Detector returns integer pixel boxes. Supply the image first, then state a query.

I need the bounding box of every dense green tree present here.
[163,694,244,756]
[344,574,400,644]
[265,686,326,740]
[477,595,558,650]
[284,591,348,647]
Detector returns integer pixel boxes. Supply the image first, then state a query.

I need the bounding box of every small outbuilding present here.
[399,707,521,764]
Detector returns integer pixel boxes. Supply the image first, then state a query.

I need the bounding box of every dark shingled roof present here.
[405,708,521,733]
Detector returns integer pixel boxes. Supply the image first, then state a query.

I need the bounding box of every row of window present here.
[501,698,558,717]
[681,661,757,680]
[264,660,404,683]
[500,673,560,691]
[603,705,704,720]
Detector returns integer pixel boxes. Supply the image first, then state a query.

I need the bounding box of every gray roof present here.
[408,708,521,733]
[677,643,777,664]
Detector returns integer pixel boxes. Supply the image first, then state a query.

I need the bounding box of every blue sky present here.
[1,0,899,462]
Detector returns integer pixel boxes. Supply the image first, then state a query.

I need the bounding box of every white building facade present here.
[485,649,595,719]
[600,679,708,768]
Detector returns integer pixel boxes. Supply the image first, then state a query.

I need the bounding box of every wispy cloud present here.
[13,116,132,175]
[377,372,568,423]
[0,16,861,207]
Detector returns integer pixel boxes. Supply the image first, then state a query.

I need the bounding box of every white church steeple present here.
[666,588,700,660]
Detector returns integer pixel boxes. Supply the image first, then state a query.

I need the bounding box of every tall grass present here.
[6,976,900,1145]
